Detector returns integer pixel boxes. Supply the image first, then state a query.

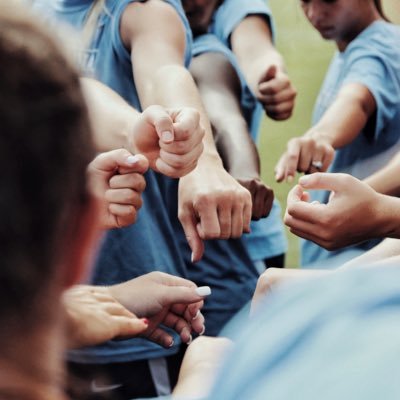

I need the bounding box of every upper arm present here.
[120,0,188,89]
[230,15,274,61]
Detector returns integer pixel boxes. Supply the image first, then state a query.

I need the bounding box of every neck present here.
[336,5,383,51]
[0,312,68,400]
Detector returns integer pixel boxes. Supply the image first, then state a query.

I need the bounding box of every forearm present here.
[80,78,139,152]
[231,16,285,93]
[340,238,400,269]
[373,193,400,238]
[364,153,400,196]
[306,84,374,148]
[214,116,260,179]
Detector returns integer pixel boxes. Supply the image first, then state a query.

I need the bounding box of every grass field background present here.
[259,0,400,267]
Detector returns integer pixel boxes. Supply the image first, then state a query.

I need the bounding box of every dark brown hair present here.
[0,3,94,328]
[374,0,388,20]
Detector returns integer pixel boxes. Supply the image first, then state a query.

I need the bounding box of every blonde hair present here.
[82,0,107,48]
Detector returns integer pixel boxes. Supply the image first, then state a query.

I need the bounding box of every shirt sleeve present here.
[341,33,400,140]
[211,0,275,48]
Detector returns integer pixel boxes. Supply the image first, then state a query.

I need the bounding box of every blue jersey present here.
[33,0,194,363]
[34,0,259,361]
[208,265,400,399]
[195,6,287,262]
[302,21,400,268]
[210,0,275,48]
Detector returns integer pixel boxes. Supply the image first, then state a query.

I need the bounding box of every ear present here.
[61,194,102,289]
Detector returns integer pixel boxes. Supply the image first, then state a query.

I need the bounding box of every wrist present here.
[376,193,400,238]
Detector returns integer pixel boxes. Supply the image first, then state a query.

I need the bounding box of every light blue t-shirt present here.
[33,0,194,363]
[201,0,287,262]
[208,265,400,400]
[302,21,400,268]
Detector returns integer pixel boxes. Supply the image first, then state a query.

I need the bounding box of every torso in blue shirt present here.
[302,21,400,268]
[34,0,259,362]
[208,265,400,400]
[202,0,287,262]
[34,0,195,363]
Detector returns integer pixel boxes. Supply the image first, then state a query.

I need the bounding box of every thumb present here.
[258,65,277,85]
[179,211,205,263]
[143,105,175,144]
[161,285,211,306]
[299,173,351,192]
[90,149,148,174]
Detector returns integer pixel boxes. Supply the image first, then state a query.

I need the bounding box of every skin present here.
[81,78,205,179]
[120,0,252,262]
[64,272,208,349]
[284,173,400,250]
[182,0,297,122]
[87,150,149,229]
[275,0,382,182]
[190,51,274,220]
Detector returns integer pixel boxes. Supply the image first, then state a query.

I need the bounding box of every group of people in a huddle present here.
[1,0,400,399]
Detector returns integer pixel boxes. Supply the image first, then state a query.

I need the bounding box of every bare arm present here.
[121,0,252,261]
[190,50,273,220]
[80,77,138,151]
[284,173,400,250]
[364,151,400,196]
[275,83,376,182]
[231,15,296,121]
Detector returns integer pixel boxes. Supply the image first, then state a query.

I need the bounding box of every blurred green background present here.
[259,0,400,267]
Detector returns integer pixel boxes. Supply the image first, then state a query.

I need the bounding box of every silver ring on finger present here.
[311,160,323,170]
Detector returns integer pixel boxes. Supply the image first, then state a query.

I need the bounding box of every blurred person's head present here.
[182,0,222,36]
[299,0,385,49]
[0,0,98,390]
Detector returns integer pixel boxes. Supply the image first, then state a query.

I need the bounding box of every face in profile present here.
[299,0,369,42]
[182,0,221,35]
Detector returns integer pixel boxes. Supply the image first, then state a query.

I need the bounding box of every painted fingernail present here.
[186,335,193,346]
[195,286,211,296]
[126,155,140,165]
[192,310,201,320]
[161,131,174,142]
[141,318,149,325]
[199,325,206,336]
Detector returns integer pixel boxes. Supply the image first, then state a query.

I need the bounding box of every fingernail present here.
[299,176,310,185]
[141,318,149,325]
[195,286,211,297]
[192,310,201,320]
[126,155,140,165]
[199,325,206,336]
[168,338,175,348]
[186,334,193,346]
[191,252,195,263]
[161,131,174,142]
[287,175,294,183]
[311,201,320,205]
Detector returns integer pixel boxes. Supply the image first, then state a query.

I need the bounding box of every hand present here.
[63,285,148,349]
[178,163,252,262]
[87,150,149,229]
[108,272,211,348]
[173,336,234,399]
[257,65,297,121]
[129,105,205,178]
[284,173,383,249]
[275,135,335,182]
[236,177,274,220]
[251,267,326,314]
